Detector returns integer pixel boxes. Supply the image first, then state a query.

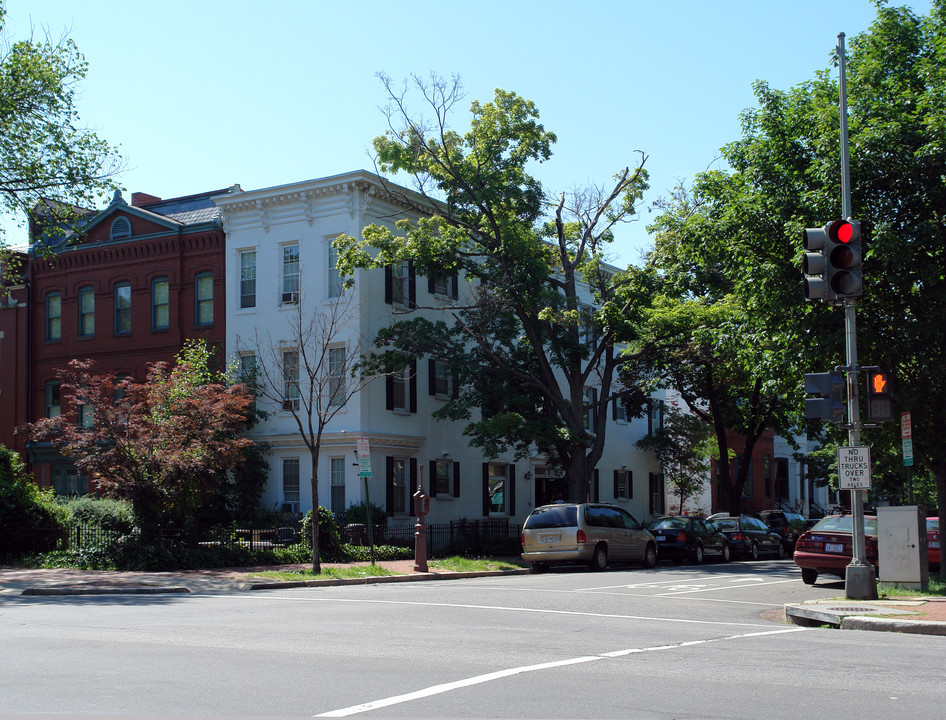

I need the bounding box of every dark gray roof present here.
[144,191,227,225]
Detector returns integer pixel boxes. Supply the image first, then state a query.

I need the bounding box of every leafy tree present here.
[22,341,254,540]
[0,1,122,259]
[335,74,649,502]
[244,288,386,572]
[0,443,70,553]
[635,401,714,514]
[635,1,946,561]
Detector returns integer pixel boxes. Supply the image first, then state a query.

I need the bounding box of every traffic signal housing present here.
[802,219,863,303]
[804,371,845,424]
[866,369,894,423]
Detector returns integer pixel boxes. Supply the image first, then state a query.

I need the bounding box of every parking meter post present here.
[413,467,430,573]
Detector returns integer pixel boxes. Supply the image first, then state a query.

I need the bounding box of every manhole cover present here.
[824,605,890,614]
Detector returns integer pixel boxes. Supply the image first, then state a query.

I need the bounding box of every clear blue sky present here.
[4,0,933,266]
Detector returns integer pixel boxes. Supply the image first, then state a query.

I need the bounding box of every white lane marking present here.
[314,628,806,717]
[250,595,780,629]
[655,579,799,596]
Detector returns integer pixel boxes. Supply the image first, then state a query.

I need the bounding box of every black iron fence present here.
[2,517,523,561]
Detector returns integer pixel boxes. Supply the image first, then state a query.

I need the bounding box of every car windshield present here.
[648,518,688,530]
[810,516,878,535]
[524,505,578,530]
[928,518,939,531]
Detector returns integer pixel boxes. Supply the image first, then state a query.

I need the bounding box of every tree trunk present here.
[310,455,320,574]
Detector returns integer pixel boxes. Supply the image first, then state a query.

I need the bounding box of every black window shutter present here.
[593,469,599,502]
[612,398,618,421]
[427,275,436,295]
[508,464,516,516]
[384,265,393,304]
[613,470,620,498]
[482,463,490,516]
[429,460,437,497]
[628,470,634,499]
[385,456,394,516]
[453,461,460,497]
[409,358,418,413]
[450,274,458,300]
[385,374,394,410]
[410,459,418,511]
[408,261,416,308]
[428,359,437,396]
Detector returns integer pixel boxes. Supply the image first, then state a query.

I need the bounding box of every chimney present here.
[132,192,162,207]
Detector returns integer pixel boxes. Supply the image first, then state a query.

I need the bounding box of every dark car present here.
[758,510,808,549]
[712,515,785,560]
[793,514,878,584]
[647,516,730,564]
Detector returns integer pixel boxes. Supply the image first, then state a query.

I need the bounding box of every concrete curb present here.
[785,601,946,636]
[22,586,191,596]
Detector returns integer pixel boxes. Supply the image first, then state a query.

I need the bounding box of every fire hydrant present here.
[413,475,430,573]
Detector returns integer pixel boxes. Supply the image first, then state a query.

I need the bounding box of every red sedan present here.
[928,517,940,570]
[793,515,878,585]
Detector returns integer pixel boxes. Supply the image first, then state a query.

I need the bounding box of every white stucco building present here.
[214,170,665,528]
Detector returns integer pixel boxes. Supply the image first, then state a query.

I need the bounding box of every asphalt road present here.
[2,559,943,719]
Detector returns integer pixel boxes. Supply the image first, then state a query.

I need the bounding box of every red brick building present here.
[15,187,235,493]
[0,250,30,458]
[713,428,778,515]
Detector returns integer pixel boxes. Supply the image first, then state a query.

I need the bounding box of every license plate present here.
[656,535,666,541]
[825,542,845,553]
[930,541,940,549]
[539,534,560,544]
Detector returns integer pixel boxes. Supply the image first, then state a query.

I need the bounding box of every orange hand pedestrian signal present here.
[866,369,894,423]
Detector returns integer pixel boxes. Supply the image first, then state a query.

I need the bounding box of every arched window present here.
[110,217,132,241]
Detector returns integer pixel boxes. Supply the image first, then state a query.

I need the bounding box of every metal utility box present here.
[877,506,928,589]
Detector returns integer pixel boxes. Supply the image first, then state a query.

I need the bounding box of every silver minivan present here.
[521,502,658,571]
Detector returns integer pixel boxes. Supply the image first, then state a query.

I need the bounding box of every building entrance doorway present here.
[535,476,568,506]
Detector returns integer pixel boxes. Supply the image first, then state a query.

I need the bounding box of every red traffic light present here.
[830,219,858,244]
[870,371,889,395]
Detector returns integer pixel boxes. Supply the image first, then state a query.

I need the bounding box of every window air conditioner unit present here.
[281,502,299,514]
[282,291,299,304]
[282,399,298,411]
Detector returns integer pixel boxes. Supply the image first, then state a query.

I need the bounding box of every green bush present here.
[299,506,346,561]
[338,501,387,528]
[61,495,135,535]
[343,544,413,562]
[0,446,70,554]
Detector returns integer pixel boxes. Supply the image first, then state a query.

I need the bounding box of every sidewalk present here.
[0,559,528,597]
[3,563,945,636]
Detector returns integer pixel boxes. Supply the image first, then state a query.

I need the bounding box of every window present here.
[431,459,459,498]
[109,217,132,241]
[281,244,299,305]
[430,359,453,398]
[78,287,94,337]
[45,381,61,418]
[386,359,416,413]
[282,458,300,513]
[53,467,87,495]
[238,353,257,384]
[328,346,346,407]
[649,472,665,515]
[151,278,169,330]
[578,304,597,348]
[428,270,458,300]
[114,282,131,334]
[385,260,414,308]
[330,457,346,515]
[389,457,408,515]
[485,463,508,514]
[764,455,772,499]
[328,242,344,298]
[282,350,300,410]
[583,387,598,433]
[195,272,213,326]
[614,469,632,500]
[78,403,94,429]
[45,293,61,342]
[741,456,754,498]
[647,399,664,436]
[613,395,627,423]
[240,251,256,308]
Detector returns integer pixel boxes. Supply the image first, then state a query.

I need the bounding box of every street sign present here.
[900,411,912,440]
[838,446,872,490]
[356,437,372,477]
[902,438,914,467]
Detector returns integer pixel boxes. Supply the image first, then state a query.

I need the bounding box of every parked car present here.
[646,516,730,564]
[757,510,808,549]
[521,503,658,571]
[928,517,940,570]
[712,515,785,560]
[793,514,878,585]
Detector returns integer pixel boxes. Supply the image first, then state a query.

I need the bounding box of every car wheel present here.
[642,543,658,569]
[720,542,731,563]
[776,542,786,560]
[801,568,818,585]
[750,542,760,560]
[691,544,704,564]
[530,562,547,573]
[589,544,608,571]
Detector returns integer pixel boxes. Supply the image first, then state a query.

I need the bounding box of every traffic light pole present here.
[839,32,877,600]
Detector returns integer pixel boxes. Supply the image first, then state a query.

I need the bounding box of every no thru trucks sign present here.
[838,446,871,490]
